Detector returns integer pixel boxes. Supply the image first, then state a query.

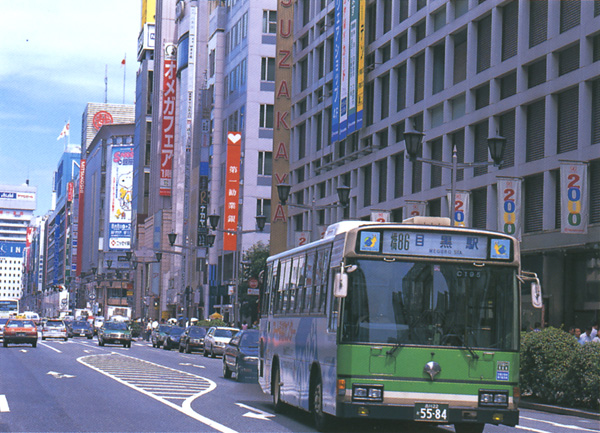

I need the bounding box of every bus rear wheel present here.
[312,377,331,432]
[454,423,485,433]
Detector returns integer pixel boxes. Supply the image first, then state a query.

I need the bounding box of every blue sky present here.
[0,1,141,216]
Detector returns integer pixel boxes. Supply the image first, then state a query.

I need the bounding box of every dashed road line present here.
[0,394,9,412]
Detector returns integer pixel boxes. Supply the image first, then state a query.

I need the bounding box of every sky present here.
[0,1,142,216]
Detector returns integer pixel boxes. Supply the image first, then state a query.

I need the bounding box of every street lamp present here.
[277,183,351,242]
[404,128,506,226]
[128,252,163,320]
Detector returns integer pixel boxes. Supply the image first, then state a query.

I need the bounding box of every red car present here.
[3,319,38,348]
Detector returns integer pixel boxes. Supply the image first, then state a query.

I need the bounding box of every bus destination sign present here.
[358,230,512,260]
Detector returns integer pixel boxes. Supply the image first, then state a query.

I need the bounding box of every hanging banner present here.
[404,201,427,220]
[109,146,134,250]
[76,159,86,276]
[159,44,177,196]
[447,190,470,227]
[371,210,391,222]
[497,177,522,239]
[224,132,242,251]
[560,161,588,234]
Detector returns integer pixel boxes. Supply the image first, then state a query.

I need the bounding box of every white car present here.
[203,326,239,358]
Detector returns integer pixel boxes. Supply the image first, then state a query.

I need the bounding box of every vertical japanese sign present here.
[160,46,177,196]
[447,190,470,227]
[404,201,427,219]
[497,177,522,239]
[560,161,588,234]
[109,146,134,250]
[271,0,293,255]
[76,159,86,276]
[224,132,242,251]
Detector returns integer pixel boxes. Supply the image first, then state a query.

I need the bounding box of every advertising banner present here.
[159,49,177,196]
[109,146,134,250]
[404,201,427,220]
[0,241,26,258]
[76,159,86,276]
[560,161,588,234]
[447,190,470,227]
[224,132,242,251]
[497,177,522,239]
[370,210,391,222]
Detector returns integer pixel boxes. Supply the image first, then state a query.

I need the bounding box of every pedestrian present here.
[591,323,598,339]
[533,322,541,332]
[579,326,594,345]
[242,321,248,330]
[145,321,152,341]
[574,327,582,340]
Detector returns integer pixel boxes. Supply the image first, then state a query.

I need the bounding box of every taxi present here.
[3,318,38,348]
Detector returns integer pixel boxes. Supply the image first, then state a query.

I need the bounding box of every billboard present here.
[109,147,134,250]
[224,132,242,251]
[160,47,177,196]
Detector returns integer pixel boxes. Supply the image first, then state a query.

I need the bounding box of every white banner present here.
[560,161,588,234]
[447,190,470,227]
[404,201,427,220]
[497,177,522,239]
[370,210,391,222]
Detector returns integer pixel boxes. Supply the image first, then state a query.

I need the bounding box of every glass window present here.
[263,10,277,34]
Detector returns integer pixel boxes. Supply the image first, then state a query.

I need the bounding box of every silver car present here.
[41,319,68,341]
[203,326,239,358]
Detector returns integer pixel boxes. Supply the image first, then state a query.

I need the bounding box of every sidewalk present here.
[520,399,600,421]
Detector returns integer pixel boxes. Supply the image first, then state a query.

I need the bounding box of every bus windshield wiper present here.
[462,335,479,360]
[386,342,402,356]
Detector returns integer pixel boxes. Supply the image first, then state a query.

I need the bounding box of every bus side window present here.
[295,254,306,313]
[314,248,331,314]
[304,252,316,313]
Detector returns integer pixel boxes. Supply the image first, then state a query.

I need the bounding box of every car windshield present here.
[46,321,64,327]
[73,321,90,327]
[240,331,259,347]
[158,325,171,332]
[340,259,519,351]
[189,327,207,337]
[215,329,237,338]
[7,320,34,328]
[169,326,184,335]
[105,322,128,330]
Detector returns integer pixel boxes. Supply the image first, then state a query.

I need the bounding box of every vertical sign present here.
[271,0,294,255]
[331,0,343,142]
[160,45,177,196]
[404,200,427,219]
[560,161,588,234]
[76,159,86,276]
[67,181,74,202]
[109,146,134,250]
[371,210,391,222]
[356,0,365,130]
[497,177,522,239]
[447,190,470,227]
[224,132,242,251]
[346,0,358,134]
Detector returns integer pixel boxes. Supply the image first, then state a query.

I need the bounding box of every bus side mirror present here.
[334,272,348,298]
[531,280,542,309]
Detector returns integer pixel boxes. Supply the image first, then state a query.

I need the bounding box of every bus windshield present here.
[340,259,519,351]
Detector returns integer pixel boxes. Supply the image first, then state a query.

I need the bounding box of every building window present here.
[500,71,517,99]
[475,83,490,110]
[380,73,389,120]
[560,0,581,33]
[396,32,408,55]
[592,78,600,144]
[363,164,372,207]
[414,52,425,103]
[257,198,271,220]
[432,43,445,95]
[415,20,426,43]
[383,0,392,34]
[557,86,579,154]
[396,63,407,111]
[477,15,492,73]
[524,174,544,233]
[473,121,489,177]
[558,43,580,76]
[399,0,409,23]
[261,57,275,81]
[433,6,446,32]
[590,160,600,224]
[258,151,272,176]
[529,0,548,47]
[259,104,274,128]
[472,187,487,229]
[502,0,518,61]
[527,57,547,88]
[263,10,277,34]
[377,159,387,203]
[430,104,443,128]
[454,0,468,18]
[451,94,465,120]
[526,99,545,162]
[452,129,465,182]
[366,3,376,45]
[430,138,443,188]
[454,29,467,84]
[499,110,515,168]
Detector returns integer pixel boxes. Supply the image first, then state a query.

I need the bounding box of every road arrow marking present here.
[47,371,75,379]
[0,395,9,412]
[179,363,205,369]
[235,403,274,421]
[20,349,28,353]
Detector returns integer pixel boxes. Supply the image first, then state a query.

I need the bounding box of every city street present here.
[0,337,597,433]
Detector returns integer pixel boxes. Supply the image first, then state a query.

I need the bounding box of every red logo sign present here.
[93,110,114,130]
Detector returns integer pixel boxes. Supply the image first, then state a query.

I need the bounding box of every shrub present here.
[520,327,600,410]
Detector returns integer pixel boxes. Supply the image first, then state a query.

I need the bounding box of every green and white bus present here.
[258,217,541,432]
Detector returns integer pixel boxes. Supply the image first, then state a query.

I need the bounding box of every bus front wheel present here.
[272,365,284,413]
[312,377,331,432]
[454,423,485,433]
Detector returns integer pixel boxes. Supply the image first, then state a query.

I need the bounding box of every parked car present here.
[222,329,259,381]
[178,326,208,353]
[163,326,185,350]
[70,320,93,339]
[93,316,105,335]
[0,318,8,340]
[203,326,239,358]
[97,321,132,348]
[3,319,38,348]
[41,319,68,341]
[151,324,172,348]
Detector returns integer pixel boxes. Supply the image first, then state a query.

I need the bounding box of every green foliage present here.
[129,321,142,337]
[520,327,600,410]
[197,318,227,327]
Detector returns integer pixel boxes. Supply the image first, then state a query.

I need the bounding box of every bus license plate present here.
[414,403,448,422]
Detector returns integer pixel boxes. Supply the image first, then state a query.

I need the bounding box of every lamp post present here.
[277,183,351,242]
[205,214,266,325]
[404,129,506,226]
[128,252,162,320]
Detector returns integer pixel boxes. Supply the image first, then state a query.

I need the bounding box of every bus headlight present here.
[352,384,383,402]
[478,390,508,407]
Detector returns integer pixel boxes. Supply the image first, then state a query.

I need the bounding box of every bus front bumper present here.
[336,401,519,426]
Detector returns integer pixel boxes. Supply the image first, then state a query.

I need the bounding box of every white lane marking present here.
[520,416,599,432]
[516,426,553,433]
[179,363,205,369]
[47,371,75,379]
[235,403,274,421]
[20,349,28,353]
[39,342,62,353]
[79,352,237,433]
[0,395,9,412]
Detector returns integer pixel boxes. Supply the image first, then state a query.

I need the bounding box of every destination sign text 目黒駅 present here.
[359,230,491,260]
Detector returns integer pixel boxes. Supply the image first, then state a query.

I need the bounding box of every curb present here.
[519,400,600,421]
